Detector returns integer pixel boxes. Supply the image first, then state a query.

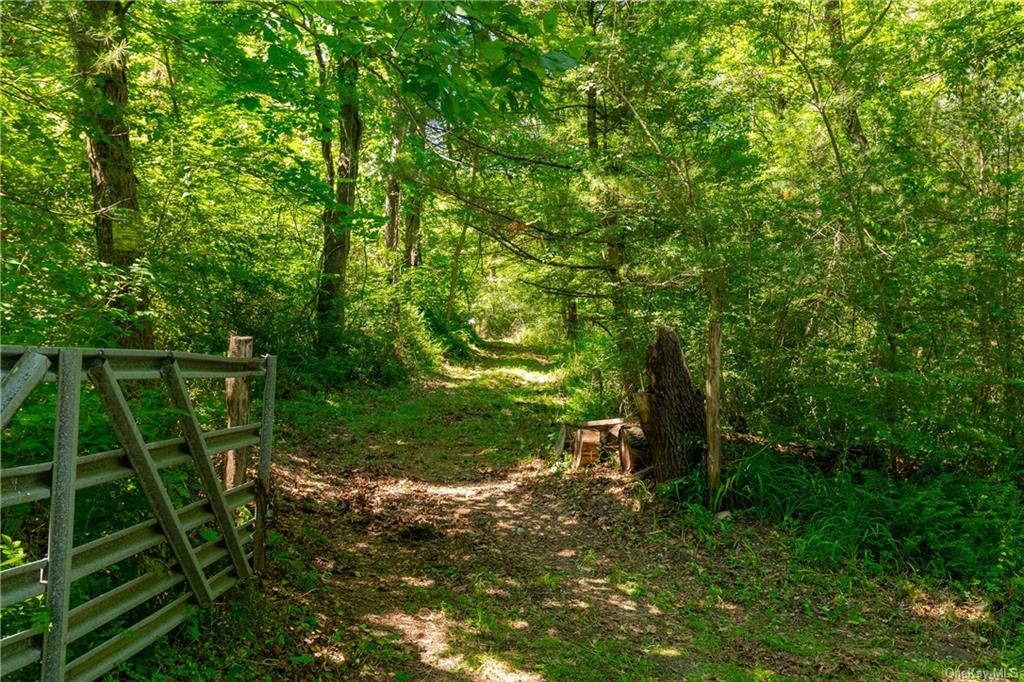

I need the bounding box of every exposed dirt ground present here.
[177,343,1001,681]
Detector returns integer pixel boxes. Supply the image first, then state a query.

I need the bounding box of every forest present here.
[1,0,1022,680]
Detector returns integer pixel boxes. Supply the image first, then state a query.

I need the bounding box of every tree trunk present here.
[445,223,469,324]
[824,0,868,150]
[635,327,705,481]
[383,104,404,252]
[68,0,151,348]
[565,299,578,344]
[705,318,722,509]
[384,176,401,251]
[585,8,640,395]
[224,335,253,488]
[317,54,361,351]
[403,200,422,268]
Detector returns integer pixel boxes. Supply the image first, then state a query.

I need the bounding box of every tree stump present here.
[635,327,705,481]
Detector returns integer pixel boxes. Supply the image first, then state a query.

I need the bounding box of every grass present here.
[104,341,1013,681]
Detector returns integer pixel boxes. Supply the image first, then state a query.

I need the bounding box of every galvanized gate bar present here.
[254,355,277,572]
[0,345,275,681]
[87,359,214,608]
[66,520,255,646]
[1,350,51,428]
[41,350,83,682]
[0,482,256,611]
[1,424,261,509]
[0,524,256,678]
[162,360,251,578]
[64,559,248,682]
[1,346,266,382]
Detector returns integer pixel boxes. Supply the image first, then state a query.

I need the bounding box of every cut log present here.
[618,425,649,473]
[635,327,705,481]
[573,428,601,468]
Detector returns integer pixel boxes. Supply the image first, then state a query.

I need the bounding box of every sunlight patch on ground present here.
[489,366,558,385]
[366,610,462,674]
[367,610,541,682]
[440,361,558,387]
[471,655,543,682]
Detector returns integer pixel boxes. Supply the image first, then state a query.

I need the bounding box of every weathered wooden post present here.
[224,335,253,488]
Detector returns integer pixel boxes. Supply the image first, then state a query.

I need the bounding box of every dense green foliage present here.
[2,0,1022,668]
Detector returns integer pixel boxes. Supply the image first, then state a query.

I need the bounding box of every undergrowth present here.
[655,450,1024,656]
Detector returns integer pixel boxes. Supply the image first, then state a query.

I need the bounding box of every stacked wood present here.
[573,428,602,467]
[618,425,649,473]
[635,327,705,481]
[570,418,625,468]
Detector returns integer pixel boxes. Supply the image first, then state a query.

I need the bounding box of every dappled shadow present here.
[216,342,996,680]
[471,340,557,375]
[263,458,1000,680]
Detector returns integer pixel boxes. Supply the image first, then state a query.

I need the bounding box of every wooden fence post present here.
[224,336,253,488]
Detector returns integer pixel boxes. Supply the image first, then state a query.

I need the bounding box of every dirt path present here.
[240,343,994,681]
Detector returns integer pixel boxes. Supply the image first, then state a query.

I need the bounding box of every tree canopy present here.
[1,0,1023,673]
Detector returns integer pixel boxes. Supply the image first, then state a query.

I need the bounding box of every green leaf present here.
[236,96,261,111]
[488,63,510,87]
[290,655,315,664]
[478,39,506,61]
[542,10,558,33]
[538,50,577,72]
[268,44,290,69]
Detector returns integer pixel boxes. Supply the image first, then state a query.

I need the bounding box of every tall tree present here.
[315,46,362,351]
[68,0,151,348]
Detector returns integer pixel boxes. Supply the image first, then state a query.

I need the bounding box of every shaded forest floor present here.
[150,342,1001,681]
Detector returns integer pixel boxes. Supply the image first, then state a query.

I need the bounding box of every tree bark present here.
[403,200,422,268]
[705,318,722,508]
[618,425,648,473]
[565,299,578,344]
[317,54,361,351]
[68,0,151,348]
[635,327,705,481]
[824,0,869,150]
[445,223,469,324]
[383,104,404,252]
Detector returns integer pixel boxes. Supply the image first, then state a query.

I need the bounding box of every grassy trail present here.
[160,343,995,681]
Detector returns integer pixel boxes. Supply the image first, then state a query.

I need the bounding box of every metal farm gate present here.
[0,346,277,681]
